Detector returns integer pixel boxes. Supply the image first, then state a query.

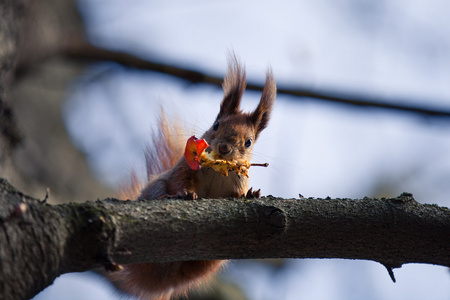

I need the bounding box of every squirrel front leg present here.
[245,187,261,199]
[139,159,197,200]
[139,177,169,200]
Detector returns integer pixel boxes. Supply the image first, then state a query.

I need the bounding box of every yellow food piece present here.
[199,151,250,177]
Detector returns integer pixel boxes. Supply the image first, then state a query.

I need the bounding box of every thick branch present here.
[1,178,449,299]
[63,40,450,119]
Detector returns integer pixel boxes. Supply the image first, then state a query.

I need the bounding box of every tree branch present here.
[62,40,450,119]
[1,178,449,299]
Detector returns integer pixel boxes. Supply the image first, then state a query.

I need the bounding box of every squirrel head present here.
[202,58,276,162]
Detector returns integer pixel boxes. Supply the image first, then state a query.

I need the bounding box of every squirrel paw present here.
[244,187,261,199]
[182,190,198,200]
[158,190,198,200]
[161,190,198,200]
[173,190,198,200]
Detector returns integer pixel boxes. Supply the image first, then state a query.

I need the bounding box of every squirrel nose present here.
[218,143,231,155]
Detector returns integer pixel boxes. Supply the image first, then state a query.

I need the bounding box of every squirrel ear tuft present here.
[217,55,246,119]
[250,69,276,139]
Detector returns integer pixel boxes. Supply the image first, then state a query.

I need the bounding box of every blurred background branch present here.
[61,39,450,119]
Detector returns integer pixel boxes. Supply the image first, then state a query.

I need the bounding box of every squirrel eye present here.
[245,138,252,148]
[213,122,219,131]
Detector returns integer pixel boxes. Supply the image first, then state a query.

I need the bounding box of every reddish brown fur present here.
[110,57,276,300]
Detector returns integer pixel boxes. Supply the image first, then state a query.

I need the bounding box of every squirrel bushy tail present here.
[117,112,184,201]
[112,112,225,300]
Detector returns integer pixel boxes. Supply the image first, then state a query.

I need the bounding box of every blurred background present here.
[7,0,450,299]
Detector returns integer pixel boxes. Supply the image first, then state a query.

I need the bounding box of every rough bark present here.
[1,178,449,300]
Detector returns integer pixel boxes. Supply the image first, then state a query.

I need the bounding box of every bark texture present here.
[1,178,449,300]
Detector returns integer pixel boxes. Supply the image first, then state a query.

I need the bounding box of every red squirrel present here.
[110,57,276,300]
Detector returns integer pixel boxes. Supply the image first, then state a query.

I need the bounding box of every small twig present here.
[41,188,50,203]
[250,163,269,167]
[383,264,397,283]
